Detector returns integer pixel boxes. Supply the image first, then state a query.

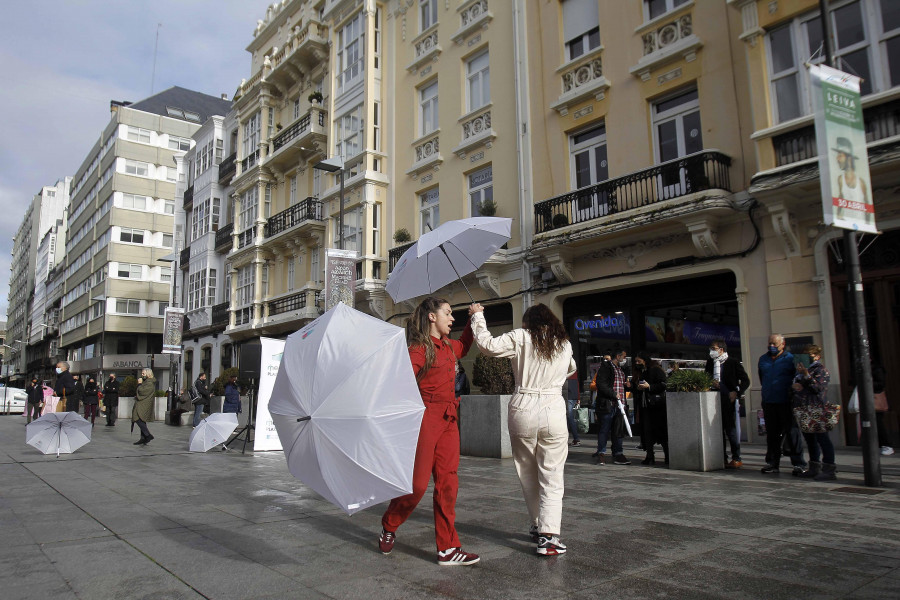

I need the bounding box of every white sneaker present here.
[881,446,895,456]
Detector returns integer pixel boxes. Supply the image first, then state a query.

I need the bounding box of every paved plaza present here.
[2,415,899,600]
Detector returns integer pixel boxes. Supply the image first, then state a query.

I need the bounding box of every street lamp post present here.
[92,295,107,384]
[157,252,180,418]
[313,157,345,250]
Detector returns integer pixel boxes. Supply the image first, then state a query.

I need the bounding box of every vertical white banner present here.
[324,248,358,310]
[254,337,286,451]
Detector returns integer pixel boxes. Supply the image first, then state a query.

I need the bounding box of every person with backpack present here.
[191,372,211,426]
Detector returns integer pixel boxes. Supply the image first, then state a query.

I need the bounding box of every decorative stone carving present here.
[580,234,685,268]
[768,201,801,258]
[415,32,438,58]
[415,137,439,162]
[462,0,489,26]
[684,217,720,257]
[642,14,692,56]
[562,58,603,94]
[476,267,501,299]
[541,250,574,284]
[462,111,490,140]
[367,291,387,320]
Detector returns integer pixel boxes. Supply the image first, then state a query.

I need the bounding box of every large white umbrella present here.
[189,413,239,452]
[385,217,512,303]
[268,302,424,515]
[25,412,92,457]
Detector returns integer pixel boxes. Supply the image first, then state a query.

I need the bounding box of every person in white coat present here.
[469,302,576,556]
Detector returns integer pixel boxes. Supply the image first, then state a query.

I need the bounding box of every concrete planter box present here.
[666,391,724,471]
[114,397,167,421]
[459,395,512,459]
[114,396,249,428]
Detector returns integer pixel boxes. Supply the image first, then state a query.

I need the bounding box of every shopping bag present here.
[848,387,859,414]
[575,407,589,433]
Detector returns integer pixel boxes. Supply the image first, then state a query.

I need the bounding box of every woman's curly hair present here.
[522,303,568,362]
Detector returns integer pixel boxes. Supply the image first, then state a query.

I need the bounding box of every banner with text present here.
[254,337,286,451]
[162,307,186,354]
[810,63,876,233]
[324,248,359,310]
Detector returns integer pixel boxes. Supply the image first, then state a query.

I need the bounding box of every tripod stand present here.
[223,379,256,454]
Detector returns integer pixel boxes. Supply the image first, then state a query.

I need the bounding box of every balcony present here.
[218,152,236,184]
[267,291,306,316]
[267,109,328,170]
[533,150,732,234]
[265,197,324,238]
[241,149,260,173]
[772,98,900,167]
[211,301,230,328]
[179,246,191,270]
[183,184,194,209]
[389,242,415,273]
[215,222,233,252]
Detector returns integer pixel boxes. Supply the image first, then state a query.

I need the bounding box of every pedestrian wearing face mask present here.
[758,334,807,475]
[103,374,120,426]
[54,362,76,412]
[26,377,43,423]
[83,376,100,425]
[705,340,750,469]
[590,348,631,465]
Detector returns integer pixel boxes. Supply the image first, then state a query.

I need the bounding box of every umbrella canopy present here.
[189,413,239,452]
[25,412,92,457]
[385,217,512,303]
[268,302,424,515]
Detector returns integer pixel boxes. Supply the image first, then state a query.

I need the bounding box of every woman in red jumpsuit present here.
[379,297,480,566]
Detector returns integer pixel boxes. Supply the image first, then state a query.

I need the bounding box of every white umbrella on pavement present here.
[189,413,239,452]
[268,302,425,515]
[25,412,92,457]
[385,217,512,303]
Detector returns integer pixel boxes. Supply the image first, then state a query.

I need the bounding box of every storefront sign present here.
[324,248,358,311]
[810,63,876,233]
[254,337,285,452]
[162,307,186,354]
[574,313,630,340]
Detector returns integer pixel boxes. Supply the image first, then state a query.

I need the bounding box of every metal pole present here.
[820,0,881,486]
[338,167,345,250]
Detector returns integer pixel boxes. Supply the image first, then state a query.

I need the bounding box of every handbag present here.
[646,392,666,407]
[874,391,888,412]
[848,387,859,414]
[575,407,589,433]
[57,388,67,412]
[793,402,842,433]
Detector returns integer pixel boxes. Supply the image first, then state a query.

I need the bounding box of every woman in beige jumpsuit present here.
[470,303,575,556]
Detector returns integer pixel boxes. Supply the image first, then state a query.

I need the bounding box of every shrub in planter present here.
[308,90,323,104]
[552,213,569,229]
[478,198,497,217]
[393,228,412,244]
[119,376,137,397]
[666,369,714,392]
[472,354,515,395]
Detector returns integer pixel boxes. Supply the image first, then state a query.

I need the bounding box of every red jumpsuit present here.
[381,323,473,551]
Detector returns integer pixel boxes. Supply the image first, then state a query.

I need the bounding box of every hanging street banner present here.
[162,307,186,354]
[809,63,876,233]
[254,337,286,451]
[324,248,358,310]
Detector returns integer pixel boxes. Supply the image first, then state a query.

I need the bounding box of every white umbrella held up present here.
[189,413,239,452]
[385,216,512,303]
[268,302,424,515]
[25,412,92,457]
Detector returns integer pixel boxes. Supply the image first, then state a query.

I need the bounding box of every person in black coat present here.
[705,339,751,468]
[26,376,43,423]
[634,352,669,465]
[590,349,631,465]
[192,373,211,426]
[83,377,100,425]
[103,374,120,426]
[54,361,77,411]
[71,375,85,414]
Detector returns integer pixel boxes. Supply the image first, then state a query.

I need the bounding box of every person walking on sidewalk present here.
[470,303,575,556]
[103,374,119,426]
[379,297,480,566]
[132,369,156,445]
[54,362,76,412]
[83,377,100,426]
[71,375,85,414]
[872,362,894,456]
[792,345,837,481]
[223,375,242,414]
[591,349,631,465]
[192,372,211,426]
[635,352,669,465]
[758,334,807,475]
[565,371,582,447]
[706,340,750,469]
[26,377,43,423]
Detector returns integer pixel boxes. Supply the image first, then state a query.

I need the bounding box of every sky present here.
[0,0,273,320]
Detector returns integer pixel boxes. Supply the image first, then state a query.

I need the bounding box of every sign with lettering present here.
[162,307,185,354]
[254,337,285,452]
[324,248,358,310]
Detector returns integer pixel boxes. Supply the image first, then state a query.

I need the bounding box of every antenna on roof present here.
[151,22,162,94]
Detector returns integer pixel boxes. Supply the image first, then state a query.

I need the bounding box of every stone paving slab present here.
[1,415,899,600]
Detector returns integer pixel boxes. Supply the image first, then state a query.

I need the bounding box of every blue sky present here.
[0,0,272,320]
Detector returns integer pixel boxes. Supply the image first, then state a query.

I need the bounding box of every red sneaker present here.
[437,547,480,566]
[378,528,395,555]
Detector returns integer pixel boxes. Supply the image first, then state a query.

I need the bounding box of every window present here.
[338,12,364,90]
[242,112,261,159]
[126,126,152,143]
[373,102,381,150]
[294,98,301,120]
[116,299,140,314]
[335,104,364,159]
[188,269,207,311]
[192,199,209,240]
[420,188,439,232]
[119,227,145,244]
[90,301,104,320]
[371,203,381,256]
[117,263,143,279]
[164,199,175,214]
[767,0,898,124]
[122,193,147,210]
[335,206,364,253]
[570,124,609,189]
[645,0,690,21]
[420,0,437,31]
[562,0,601,60]
[239,187,259,232]
[288,259,295,291]
[162,233,174,247]
[653,88,702,163]
[290,175,297,206]
[215,138,223,164]
[419,81,439,136]
[310,245,320,284]
[125,160,150,176]
[467,51,490,111]
[168,136,191,151]
[469,166,494,217]
[208,269,217,306]
[160,266,172,283]
[158,302,169,316]
[236,265,255,307]
[211,198,221,229]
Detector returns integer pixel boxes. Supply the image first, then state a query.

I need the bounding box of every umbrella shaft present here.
[438,244,475,303]
[297,416,311,422]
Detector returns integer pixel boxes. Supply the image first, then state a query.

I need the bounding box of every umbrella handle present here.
[437,244,475,303]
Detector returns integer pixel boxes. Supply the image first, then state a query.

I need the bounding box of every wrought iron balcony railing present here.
[265,197,323,238]
[183,185,194,209]
[218,152,236,184]
[533,150,732,234]
[268,291,307,317]
[388,242,415,273]
[215,222,233,250]
[211,301,229,328]
[273,114,311,152]
[179,246,190,269]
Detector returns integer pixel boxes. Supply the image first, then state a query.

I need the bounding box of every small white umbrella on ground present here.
[268,302,424,515]
[385,216,512,303]
[189,413,239,452]
[25,412,92,457]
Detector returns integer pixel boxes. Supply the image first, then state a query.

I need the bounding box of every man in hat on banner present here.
[833,136,871,225]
